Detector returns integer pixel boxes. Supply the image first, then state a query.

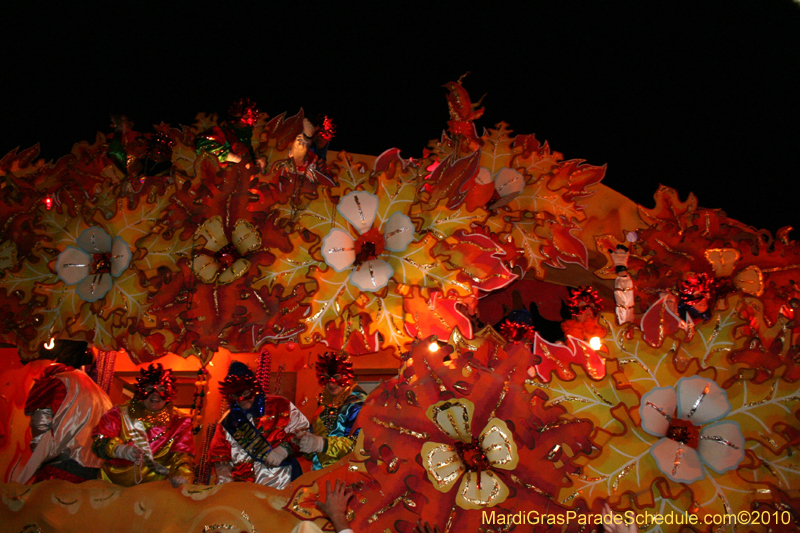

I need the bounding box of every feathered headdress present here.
[134,363,176,401]
[678,272,715,304]
[678,272,716,321]
[566,285,603,318]
[219,361,262,402]
[315,352,355,387]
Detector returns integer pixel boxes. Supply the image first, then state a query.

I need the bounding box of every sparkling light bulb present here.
[428,342,440,352]
[589,337,602,350]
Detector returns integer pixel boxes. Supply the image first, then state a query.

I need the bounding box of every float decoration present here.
[1,79,800,532]
[336,342,595,532]
[549,302,800,526]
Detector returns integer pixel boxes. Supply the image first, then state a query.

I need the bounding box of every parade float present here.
[0,80,798,532]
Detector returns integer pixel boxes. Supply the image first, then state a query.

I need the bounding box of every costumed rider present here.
[209,361,309,489]
[561,286,606,340]
[91,363,195,487]
[295,352,366,470]
[15,363,113,484]
[273,115,337,188]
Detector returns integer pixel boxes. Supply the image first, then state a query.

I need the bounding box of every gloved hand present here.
[265,445,289,466]
[170,476,188,488]
[296,431,325,454]
[113,444,144,462]
[214,462,233,484]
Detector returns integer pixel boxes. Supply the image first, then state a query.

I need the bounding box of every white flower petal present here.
[383,212,415,252]
[218,258,250,284]
[77,227,112,254]
[194,215,228,252]
[489,168,525,209]
[475,167,493,186]
[420,442,464,493]
[639,386,677,438]
[56,246,92,285]
[479,418,518,471]
[76,274,112,302]
[337,191,379,235]
[232,219,262,255]
[350,258,392,292]
[322,229,356,272]
[650,437,705,484]
[110,237,132,278]
[494,168,525,197]
[698,421,745,474]
[426,399,475,443]
[192,254,220,283]
[455,470,509,510]
[676,376,731,425]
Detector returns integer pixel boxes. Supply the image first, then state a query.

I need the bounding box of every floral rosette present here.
[544,301,800,527]
[290,159,478,354]
[9,201,164,357]
[341,339,594,532]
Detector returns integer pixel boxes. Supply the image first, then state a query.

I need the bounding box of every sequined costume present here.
[271,148,336,205]
[269,117,336,208]
[91,401,195,486]
[208,361,309,489]
[208,395,309,489]
[91,364,195,486]
[307,385,366,470]
[15,363,113,484]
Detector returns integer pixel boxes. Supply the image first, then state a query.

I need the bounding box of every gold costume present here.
[91,400,195,486]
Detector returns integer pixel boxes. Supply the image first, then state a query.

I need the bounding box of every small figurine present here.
[612,240,635,325]
[271,116,337,202]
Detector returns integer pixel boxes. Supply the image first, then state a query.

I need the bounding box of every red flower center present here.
[666,418,700,449]
[354,228,385,264]
[213,243,241,269]
[91,253,112,275]
[454,438,491,472]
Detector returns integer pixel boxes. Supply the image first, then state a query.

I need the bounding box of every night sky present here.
[3,2,799,233]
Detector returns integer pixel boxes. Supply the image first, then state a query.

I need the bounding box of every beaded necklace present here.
[319,385,355,433]
[128,399,173,427]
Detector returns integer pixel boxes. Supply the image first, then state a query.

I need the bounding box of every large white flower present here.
[639,376,745,484]
[420,399,518,510]
[321,190,414,292]
[55,227,132,302]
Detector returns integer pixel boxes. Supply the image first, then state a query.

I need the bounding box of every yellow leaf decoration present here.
[550,307,800,526]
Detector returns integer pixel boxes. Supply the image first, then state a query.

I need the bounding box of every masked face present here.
[291,134,310,160]
[234,389,255,411]
[142,384,168,412]
[322,373,350,396]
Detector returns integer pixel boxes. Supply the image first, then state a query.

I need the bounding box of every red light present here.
[44,196,53,210]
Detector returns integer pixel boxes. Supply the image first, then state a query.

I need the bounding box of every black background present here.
[3,1,798,233]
